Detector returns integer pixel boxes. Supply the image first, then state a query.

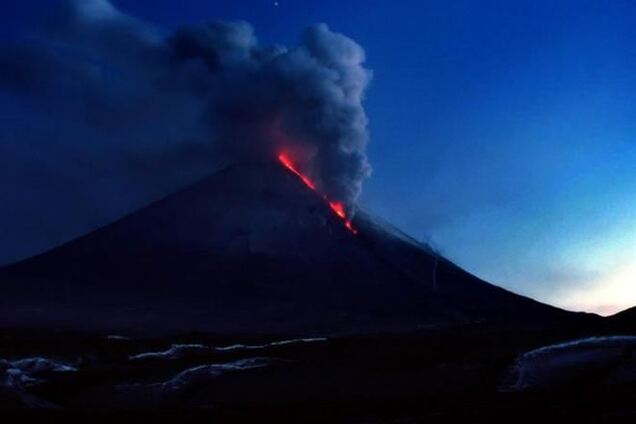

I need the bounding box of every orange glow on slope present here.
[328,201,346,219]
[278,153,316,190]
[345,220,356,233]
[278,153,357,234]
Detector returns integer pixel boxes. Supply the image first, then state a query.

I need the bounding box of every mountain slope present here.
[607,306,636,332]
[0,163,591,334]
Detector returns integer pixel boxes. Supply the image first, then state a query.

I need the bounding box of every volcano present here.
[0,162,592,335]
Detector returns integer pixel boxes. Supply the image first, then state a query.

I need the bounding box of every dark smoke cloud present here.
[0,0,372,264]
[1,0,371,205]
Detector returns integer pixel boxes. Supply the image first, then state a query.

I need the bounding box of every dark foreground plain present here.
[1,317,634,422]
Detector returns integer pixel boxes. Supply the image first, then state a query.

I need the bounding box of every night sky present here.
[2,0,635,315]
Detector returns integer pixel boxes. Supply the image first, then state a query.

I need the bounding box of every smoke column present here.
[0,0,372,212]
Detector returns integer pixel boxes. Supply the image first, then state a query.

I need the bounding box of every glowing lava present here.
[278,153,357,234]
[328,201,346,219]
[278,153,316,190]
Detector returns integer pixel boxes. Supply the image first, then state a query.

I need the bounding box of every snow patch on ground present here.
[119,357,274,396]
[501,336,636,391]
[0,357,77,408]
[158,357,273,392]
[129,344,209,361]
[10,357,77,374]
[128,337,326,362]
[106,335,131,341]
[215,337,327,352]
[1,357,77,389]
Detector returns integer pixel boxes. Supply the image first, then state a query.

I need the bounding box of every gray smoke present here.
[0,0,372,211]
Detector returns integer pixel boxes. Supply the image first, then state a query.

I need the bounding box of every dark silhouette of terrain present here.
[0,162,633,419]
[0,163,595,334]
[607,306,636,332]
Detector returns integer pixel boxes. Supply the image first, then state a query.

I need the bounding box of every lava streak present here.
[328,201,346,219]
[278,153,316,190]
[278,153,357,234]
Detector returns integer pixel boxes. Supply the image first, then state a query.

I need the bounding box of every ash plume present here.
[0,0,372,212]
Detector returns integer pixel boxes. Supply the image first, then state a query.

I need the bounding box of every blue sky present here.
[2,0,635,314]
